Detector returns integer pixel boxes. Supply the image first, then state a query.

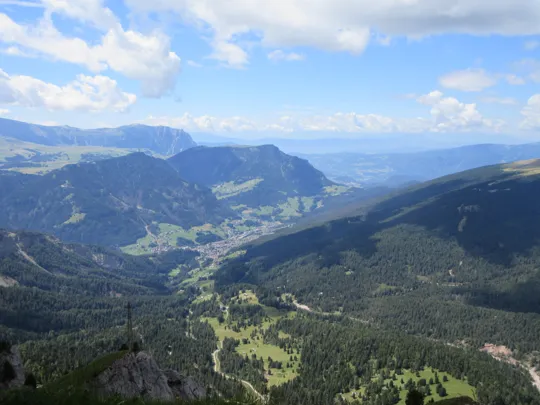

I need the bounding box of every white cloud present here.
[504,74,525,85]
[417,90,503,132]
[209,41,249,68]
[0,1,181,97]
[0,69,136,112]
[0,108,10,116]
[126,0,540,67]
[143,91,500,134]
[1,45,36,57]
[480,96,518,105]
[267,50,305,62]
[524,40,540,51]
[520,94,540,130]
[187,60,203,68]
[439,69,497,92]
[0,1,42,7]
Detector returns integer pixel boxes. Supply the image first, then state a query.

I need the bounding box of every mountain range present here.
[0,145,355,251]
[301,142,540,186]
[0,118,196,156]
[0,153,232,246]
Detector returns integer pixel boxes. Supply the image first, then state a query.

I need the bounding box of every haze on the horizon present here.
[1,0,540,145]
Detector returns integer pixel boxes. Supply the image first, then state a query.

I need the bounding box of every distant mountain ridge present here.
[0,118,196,155]
[0,153,232,246]
[168,144,335,208]
[301,142,540,186]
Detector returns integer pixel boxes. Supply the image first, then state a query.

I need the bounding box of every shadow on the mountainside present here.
[385,174,540,266]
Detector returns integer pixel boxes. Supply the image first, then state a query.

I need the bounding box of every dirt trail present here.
[212,340,265,402]
[528,367,540,391]
[293,301,312,312]
[481,344,540,392]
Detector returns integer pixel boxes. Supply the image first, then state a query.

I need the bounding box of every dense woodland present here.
[0,229,246,398]
[268,315,540,405]
[216,165,540,352]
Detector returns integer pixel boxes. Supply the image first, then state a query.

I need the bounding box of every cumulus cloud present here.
[209,41,249,68]
[143,91,499,134]
[439,69,497,92]
[0,46,36,58]
[0,69,136,112]
[0,0,181,97]
[520,94,540,130]
[439,69,526,91]
[268,50,305,62]
[417,90,502,131]
[0,108,10,116]
[126,0,540,67]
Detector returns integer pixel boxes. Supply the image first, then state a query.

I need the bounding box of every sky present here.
[1,0,540,142]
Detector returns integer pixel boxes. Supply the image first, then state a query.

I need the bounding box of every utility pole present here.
[126,301,134,351]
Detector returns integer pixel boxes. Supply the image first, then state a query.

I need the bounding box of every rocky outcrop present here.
[0,345,25,390]
[92,352,174,401]
[164,369,206,400]
[91,351,206,402]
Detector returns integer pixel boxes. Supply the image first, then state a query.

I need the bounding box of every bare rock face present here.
[91,351,206,402]
[92,352,174,401]
[164,369,207,400]
[0,345,25,390]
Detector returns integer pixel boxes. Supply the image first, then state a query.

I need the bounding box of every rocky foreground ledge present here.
[91,351,206,402]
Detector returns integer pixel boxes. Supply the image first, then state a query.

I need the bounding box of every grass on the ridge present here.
[212,179,263,200]
[204,302,298,387]
[340,367,475,404]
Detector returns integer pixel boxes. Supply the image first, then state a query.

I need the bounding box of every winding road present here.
[212,340,266,402]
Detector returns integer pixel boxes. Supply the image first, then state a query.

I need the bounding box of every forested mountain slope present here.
[0,229,197,338]
[0,229,242,396]
[216,159,540,352]
[0,153,233,246]
[168,145,338,207]
[0,118,196,155]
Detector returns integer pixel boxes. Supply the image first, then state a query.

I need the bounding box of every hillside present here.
[215,159,540,353]
[302,142,540,186]
[0,136,132,174]
[168,145,351,220]
[0,118,196,156]
[0,228,245,397]
[0,153,232,246]
[0,228,198,337]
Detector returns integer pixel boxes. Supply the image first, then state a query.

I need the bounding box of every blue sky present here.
[1,0,540,142]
